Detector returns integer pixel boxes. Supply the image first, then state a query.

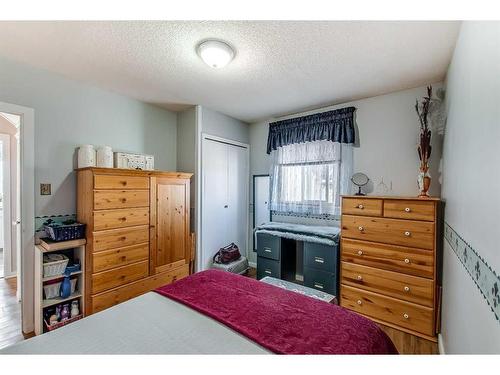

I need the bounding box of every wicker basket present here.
[43,254,69,278]
[45,222,86,242]
[43,278,77,300]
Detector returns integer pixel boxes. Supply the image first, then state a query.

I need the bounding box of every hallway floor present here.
[0,277,23,350]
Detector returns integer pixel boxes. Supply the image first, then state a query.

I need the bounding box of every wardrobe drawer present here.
[91,264,189,313]
[342,197,383,217]
[341,238,434,278]
[93,207,149,231]
[91,260,149,294]
[304,242,337,273]
[256,233,280,261]
[92,243,150,273]
[94,174,150,190]
[340,285,434,337]
[303,267,337,295]
[384,200,435,222]
[341,215,434,250]
[257,257,281,279]
[341,262,434,307]
[94,190,149,210]
[93,225,149,252]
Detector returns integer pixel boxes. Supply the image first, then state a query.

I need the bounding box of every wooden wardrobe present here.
[76,167,192,315]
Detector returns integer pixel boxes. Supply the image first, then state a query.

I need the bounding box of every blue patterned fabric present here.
[266,107,356,154]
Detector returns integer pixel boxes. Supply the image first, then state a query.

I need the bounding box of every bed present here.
[1,270,397,355]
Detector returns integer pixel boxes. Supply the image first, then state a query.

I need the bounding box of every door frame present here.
[198,133,250,272]
[0,133,12,278]
[0,101,35,334]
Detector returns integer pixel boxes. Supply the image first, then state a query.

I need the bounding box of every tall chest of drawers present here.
[340,196,442,341]
[77,168,192,315]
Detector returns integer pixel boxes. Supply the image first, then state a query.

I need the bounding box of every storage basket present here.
[45,222,86,242]
[44,314,83,332]
[43,278,77,300]
[43,254,69,278]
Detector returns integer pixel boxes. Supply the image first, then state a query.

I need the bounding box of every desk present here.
[255,229,339,296]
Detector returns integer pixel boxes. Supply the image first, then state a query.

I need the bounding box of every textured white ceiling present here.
[0,21,460,122]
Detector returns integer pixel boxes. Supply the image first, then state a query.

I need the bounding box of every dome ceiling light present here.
[196,39,235,69]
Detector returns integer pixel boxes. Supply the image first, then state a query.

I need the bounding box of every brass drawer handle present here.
[314,283,324,290]
[264,247,272,253]
[404,231,411,237]
[404,286,410,292]
[404,207,411,212]
[403,313,409,319]
[314,257,325,264]
[358,226,364,231]
[357,250,363,256]
[264,269,272,275]
[357,204,364,209]
[404,258,411,264]
[357,300,362,305]
[120,181,128,186]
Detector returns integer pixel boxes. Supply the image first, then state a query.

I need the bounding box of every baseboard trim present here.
[438,333,445,354]
[248,261,256,268]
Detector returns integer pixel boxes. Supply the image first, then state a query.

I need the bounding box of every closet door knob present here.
[358,204,364,209]
[357,275,363,281]
[404,286,410,292]
[404,231,411,237]
[358,226,364,231]
[224,205,228,208]
[357,250,363,256]
[405,207,411,212]
[404,258,410,264]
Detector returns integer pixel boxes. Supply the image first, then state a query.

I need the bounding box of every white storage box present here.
[43,278,77,300]
[43,254,69,278]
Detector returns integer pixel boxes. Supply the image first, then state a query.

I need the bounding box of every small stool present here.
[260,276,337,304]
[211,256,249,275]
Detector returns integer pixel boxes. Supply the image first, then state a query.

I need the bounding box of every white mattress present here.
[0,292,269,354]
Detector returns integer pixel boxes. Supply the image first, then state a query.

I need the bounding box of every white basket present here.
[43,254,69,278]
[43,278,77,300]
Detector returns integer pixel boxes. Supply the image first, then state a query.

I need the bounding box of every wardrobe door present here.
[150,176,190,275]
[227,144,249,257]
[201,139,229,270]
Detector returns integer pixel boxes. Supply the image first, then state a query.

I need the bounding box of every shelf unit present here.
[34,239,86,335]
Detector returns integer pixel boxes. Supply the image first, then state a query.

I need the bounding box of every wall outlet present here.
[40,183,51,195]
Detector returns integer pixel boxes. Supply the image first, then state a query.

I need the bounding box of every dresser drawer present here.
[257,257,281,279]
[94,174,150,190]
[93,225,149,252]
[256,233,281,261]
[93,243,150,273]
[384,200,435,222]
[340,285,434,337]
[342,197,383,217]
[303,267,337,295]
[341,262,434,307]
[304,242,337,273]
[93,207,149,231]
[92,260,149,294]
[341,238,434,278]
[91,264,189,313]
[94,190,149,210]
[341,215,434,250]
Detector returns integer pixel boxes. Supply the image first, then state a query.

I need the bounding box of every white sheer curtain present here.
[270,140,352,217]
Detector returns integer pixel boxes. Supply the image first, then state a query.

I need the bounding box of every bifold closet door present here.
[201,138,248,271]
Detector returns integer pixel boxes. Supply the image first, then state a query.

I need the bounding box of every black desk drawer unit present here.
[304,242,337,273]
[257,257,281,279]
[303,267,337,294]
[256,233,281,261]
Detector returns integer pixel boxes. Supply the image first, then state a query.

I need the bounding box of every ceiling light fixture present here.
[196,39,235,69]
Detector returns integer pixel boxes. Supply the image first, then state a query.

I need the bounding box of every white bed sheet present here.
[0,292,269,354]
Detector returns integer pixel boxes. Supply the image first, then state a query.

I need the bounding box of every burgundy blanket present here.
[155,270,397,355]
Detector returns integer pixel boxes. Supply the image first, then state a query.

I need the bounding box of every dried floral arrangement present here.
[415,85,433,173]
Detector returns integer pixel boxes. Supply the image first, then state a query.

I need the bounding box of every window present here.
[270,140,352,217]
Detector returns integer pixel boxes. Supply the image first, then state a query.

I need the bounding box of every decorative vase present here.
[60,269,72,299]
[417,167,431,198]
[78,144,96,168]
[97,146,113,168]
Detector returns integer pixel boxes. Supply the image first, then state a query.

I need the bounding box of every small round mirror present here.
[351,173,369,196]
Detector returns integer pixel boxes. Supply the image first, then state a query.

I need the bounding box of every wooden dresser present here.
[77,167,192,315]
[340,196,441,342]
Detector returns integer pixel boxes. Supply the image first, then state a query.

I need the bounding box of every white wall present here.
[440,21,500,354]
[201,106,249,144]
[0,55,178,217]
[248,84,443,263]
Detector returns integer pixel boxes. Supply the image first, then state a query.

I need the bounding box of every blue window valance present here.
[266,106,356,154]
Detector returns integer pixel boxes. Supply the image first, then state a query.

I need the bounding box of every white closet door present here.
[201,139,229,270]
[226,144,248,256]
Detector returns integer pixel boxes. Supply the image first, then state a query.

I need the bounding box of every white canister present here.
[77,145,96,168]
[97,146,113,168]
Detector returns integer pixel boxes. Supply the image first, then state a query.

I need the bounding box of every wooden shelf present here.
[42,292,82,309]
[42,271,82,283]
[39,238,86,252]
